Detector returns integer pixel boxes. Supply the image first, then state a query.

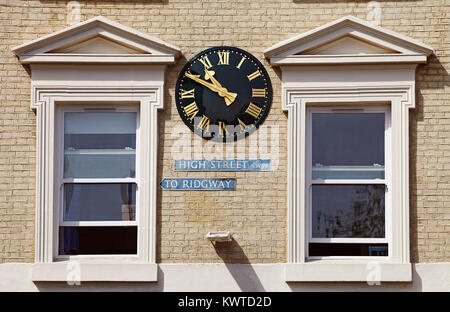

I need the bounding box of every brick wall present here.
[0,0,448,263]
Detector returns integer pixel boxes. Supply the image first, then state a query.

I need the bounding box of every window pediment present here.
[264,16,434,65]
[12,16,181,64]
[49,35,148,54]
[300,35,398,55]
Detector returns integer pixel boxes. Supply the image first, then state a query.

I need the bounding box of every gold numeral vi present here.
[218,121,228,136]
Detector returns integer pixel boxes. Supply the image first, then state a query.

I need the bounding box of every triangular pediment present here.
[49,35,148,54]
[264,16,434,65]
[12,16,181,64]
[300,35,398,55]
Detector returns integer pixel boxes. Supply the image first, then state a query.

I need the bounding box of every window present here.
[56,105,139,256]
[307,106,390,258]
[13,16,179,280]
[265,15,433,281]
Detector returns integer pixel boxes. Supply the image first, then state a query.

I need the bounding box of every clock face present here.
[175,46,272,142]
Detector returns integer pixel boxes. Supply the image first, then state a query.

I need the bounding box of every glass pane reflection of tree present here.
[312,185,385,238]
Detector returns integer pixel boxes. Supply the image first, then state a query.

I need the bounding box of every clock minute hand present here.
[185,71,219,91]
[185,71,237,106]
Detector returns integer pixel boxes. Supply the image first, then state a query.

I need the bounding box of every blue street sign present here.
[174,159,270,171]
[160,178,236,191]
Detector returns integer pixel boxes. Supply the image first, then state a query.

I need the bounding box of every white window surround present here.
[12,17,181,282]
[264,16,434,282]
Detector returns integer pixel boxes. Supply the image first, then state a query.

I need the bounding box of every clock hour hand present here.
[185,71,237,106]
[203,69,237,106]
[204,69,222,88]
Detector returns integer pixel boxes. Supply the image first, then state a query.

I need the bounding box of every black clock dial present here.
[175,46,272,142]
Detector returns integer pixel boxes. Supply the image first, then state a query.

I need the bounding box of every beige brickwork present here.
[0,0,448,263]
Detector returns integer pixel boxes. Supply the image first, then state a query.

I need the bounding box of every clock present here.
[175,46,272,142]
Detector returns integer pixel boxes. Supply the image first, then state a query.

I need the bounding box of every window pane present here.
[312,185,385,238]
[59,226,137,255]
[64,112,136,178]
[64,183,136,222]
[312,165,385,180]
[309,243,388,257]
[312,113,385,179]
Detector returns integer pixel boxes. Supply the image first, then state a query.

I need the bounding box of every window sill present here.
[31,263,158,282]
[285,262,411,282]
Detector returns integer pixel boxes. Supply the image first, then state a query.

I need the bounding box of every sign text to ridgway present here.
[160,178,235,191]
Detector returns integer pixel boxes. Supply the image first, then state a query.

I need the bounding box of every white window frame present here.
[55,104,141,259]
[306,105,392,260]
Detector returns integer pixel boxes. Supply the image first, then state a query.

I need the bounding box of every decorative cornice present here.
[31,85,163,110]
[283,84,415,112]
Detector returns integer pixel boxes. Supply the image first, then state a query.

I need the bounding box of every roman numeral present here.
[245,103,262,119]
[199,55,212,69]
[180,88,195,99]
[236,56,246,69]
[237,118,247,130]
[218,121,228,136]
[252,88,266,97]
[197,115,210,131]
[217,51,230,65]
[183,102,199,121]
[247,70,261,81]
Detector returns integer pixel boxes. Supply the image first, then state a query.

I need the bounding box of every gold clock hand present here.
[204,69,222,88]
[204,69,237,106]
[185,71,216,89]
[185,71,237,106]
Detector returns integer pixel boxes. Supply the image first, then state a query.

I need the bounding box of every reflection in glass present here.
[312,113,385,179]
[64,183,136,222]
[59,226,137,255]
[309,243,388,257]
[64,112,136,178]
[312,185,385,238]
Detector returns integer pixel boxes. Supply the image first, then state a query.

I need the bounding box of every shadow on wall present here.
[410,54,450,263]
[212,238,266,292]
